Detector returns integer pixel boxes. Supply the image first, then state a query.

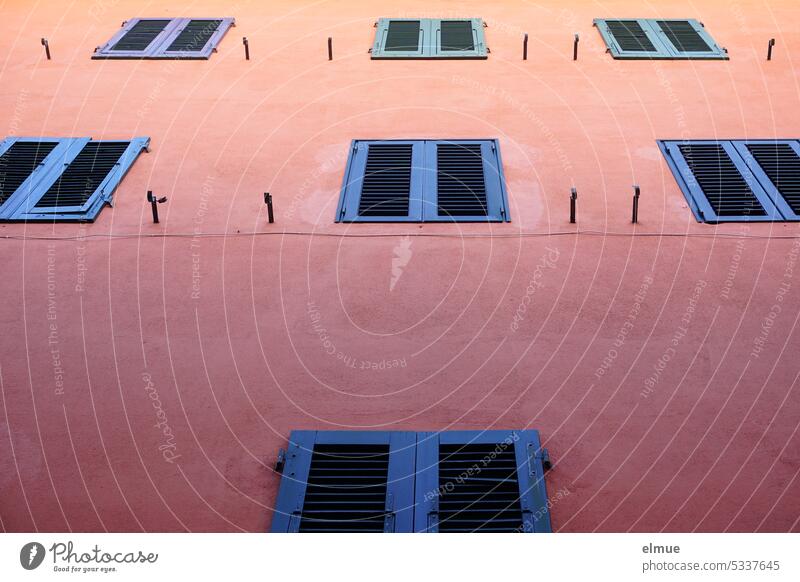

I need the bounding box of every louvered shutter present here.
[271,431,416,533]
[0,139,63,217]
[414,430,551,533]
[424,140,508,222]
[594,19,666,59]
[659,140,783,222]
[160,18,235,59]
[733,140,800,221]
[93,18,234,59]
[93,18,179,58]
[595,18,727,59]
[336,141,424,222]
[652,19,727,59]
[372,19,428,58]
[432,19,487,58]
[7,138,149,222]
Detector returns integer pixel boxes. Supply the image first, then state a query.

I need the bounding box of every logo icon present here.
[390,236,413,291]
[20,542,46,570]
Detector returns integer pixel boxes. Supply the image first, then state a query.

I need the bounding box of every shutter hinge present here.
[534,447,552,472]
[383,493,396,532]
[275,448,286,473]
[427,499,439,532]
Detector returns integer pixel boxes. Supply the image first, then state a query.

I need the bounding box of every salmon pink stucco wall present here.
[1,0,799,532]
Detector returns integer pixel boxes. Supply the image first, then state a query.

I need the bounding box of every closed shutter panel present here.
[271,431,416,533]
[161,18,234,58]
[432,19,487,58]
[436,143,488,217]
[372,19,427,58]
[606,20,658,52]
[385,21,422,51]
[652,19,727,58]
[440,21,475,51]
[337,141,424,222]
[414,431,551,533]
[358,144,414,217]
[656,20,712,52]
[594,19,666,58]
[425,140,508,222]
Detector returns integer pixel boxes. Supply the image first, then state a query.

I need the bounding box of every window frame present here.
[594,18,727,60]
[93,17,235,60]
[414,430,552,533]
[336,139,510,223]
[271,430,417,533]
[371,18,487,59]
[658,139,800,223]
[271,430,551,533]
[0,136,150,222]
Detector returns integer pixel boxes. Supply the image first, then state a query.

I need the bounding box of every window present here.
[336,140,509,222]
[371,18,487,59]
[271,430,551,533]
[93,18,235,59]
[0,137,149,222]
[658,139,800,223]
[594,19,727,59]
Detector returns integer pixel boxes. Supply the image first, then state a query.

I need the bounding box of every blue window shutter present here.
[372,19,429,58]
[93,18,180,59]
[93,18,233,59]
[652,19,727,59]
[731,140,800,221]
[414,430,551,533]
[336,140,424,222]
[659,140,783,223]
[9,137,149,222]
[271,431,416,532]
[595,19,726,60]
[594,19,669,59]
[159,18,235,59]
[431,19,487,59]
[422,139,509,222]
[0,138,71,219]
